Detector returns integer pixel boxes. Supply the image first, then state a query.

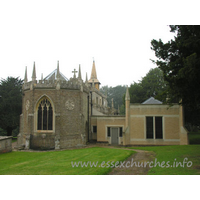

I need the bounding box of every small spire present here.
[125,86,130,101]
[88,59,100,89]
[32,61,36,81]
[56,60,60,79]
[90,60,97,79]
[78,64,82,79]
[112,98,114,108]
[85,72,88,83]
[41,73,43,80]
[24,66,28,83]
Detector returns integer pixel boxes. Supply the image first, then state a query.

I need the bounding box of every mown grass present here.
[0,147,134,175]
[129,145,200,175]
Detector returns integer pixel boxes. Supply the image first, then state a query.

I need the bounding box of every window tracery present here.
[37,98,53,130]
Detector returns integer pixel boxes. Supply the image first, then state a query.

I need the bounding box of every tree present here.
[129,82,145,103]
[141,68,168,102]
[129,67,167,103]
[151,25,200,110]
[100,85,127,109]
[0,77,23,136]
[100,85,127,115]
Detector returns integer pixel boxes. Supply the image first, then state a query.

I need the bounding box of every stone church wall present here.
[18,84,89,150]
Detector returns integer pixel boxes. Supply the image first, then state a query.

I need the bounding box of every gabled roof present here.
[142,97,162,105]
[44,69,68,81]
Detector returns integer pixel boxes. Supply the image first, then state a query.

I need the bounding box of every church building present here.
[17,60,188,150]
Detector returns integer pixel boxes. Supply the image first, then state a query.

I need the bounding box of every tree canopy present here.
[100,85,127,109]
[151,25,200,110]
[0,77,23,136]
[129,67,167,103]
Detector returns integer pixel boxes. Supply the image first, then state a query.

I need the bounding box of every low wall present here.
[0,136,12,153]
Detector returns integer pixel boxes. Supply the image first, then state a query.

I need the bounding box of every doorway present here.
[111,128,119,145]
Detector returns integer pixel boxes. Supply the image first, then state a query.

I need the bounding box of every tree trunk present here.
[7,127,13,136]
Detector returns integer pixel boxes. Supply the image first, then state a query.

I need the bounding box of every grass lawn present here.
[129,145,200,175]
[0,147,134,175]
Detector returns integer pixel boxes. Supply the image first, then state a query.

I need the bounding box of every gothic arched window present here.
[37,98,53,130]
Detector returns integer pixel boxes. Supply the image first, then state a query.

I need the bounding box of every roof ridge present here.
[142,97,162,105]
[44,69,68,81]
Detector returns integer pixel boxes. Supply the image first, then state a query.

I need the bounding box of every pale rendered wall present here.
[91,116,125,144]
[128,104,187,145]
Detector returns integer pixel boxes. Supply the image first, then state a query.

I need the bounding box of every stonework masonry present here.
[17,61,111,150]
[18,79,90,150]
[0,136,12,153]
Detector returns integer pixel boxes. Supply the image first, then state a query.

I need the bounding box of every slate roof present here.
[142,97,162,105]
[44,69,68,81]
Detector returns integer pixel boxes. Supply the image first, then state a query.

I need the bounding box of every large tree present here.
[129,82,145,103]
[129,67,167,103]
[151,25,200,110]
[0,77,23,136]
[141,67,168,102]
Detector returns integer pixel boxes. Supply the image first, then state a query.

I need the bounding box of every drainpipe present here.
[90,91,93,116]
[87,94,90,142]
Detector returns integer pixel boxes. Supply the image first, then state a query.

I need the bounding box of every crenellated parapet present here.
[23,78,90,93]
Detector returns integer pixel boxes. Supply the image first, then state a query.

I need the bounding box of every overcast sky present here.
[0,0,197,87]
